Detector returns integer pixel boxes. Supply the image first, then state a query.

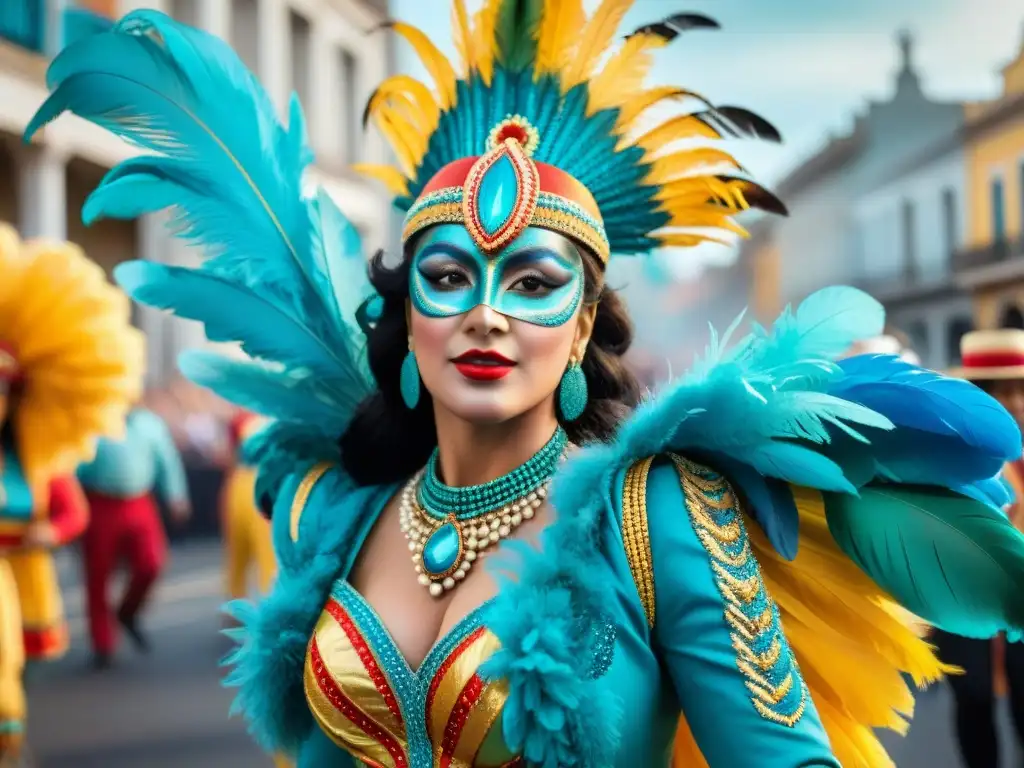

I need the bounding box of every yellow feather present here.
[369,91,433,157]
[367,75,440,135]
[535,0,586,76]
[655,176,748,208]
[614,86,711,133]
[370,106,421,178]
[662,207,748,236]
[472,0,502,85]
[586,32,667,116]
[671,486,952,768]
[388,22,458,110]
[644,148,743,186]
[352,163,411,197]
[654,231,731,248]
[0,226,143,484]
[631,115,722,157]
[451,0,475,77]
[559,0,634,94]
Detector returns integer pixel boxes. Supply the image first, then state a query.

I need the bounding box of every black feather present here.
[361,88,377,128]
[702,178,788,217]
[628,12,719,41]
[694,106,783,143]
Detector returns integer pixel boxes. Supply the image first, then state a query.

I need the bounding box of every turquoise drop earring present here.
[558,353,588,422]
[401,337,421,409]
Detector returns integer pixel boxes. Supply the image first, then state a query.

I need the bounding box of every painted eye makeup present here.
[416,251,477,291]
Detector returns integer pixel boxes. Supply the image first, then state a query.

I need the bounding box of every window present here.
[900,200,916,277]
[992,176,1006,242]
[941,187,957,265]
[1002,305,1024,329]
[289,11,311,109]
[339,49,360,163]
[230,0,259,74]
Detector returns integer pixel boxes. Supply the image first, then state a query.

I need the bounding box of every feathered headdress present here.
[359,0,786,264]
[0,224,145,482]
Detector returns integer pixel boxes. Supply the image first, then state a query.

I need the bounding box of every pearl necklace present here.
[399,465,557,598]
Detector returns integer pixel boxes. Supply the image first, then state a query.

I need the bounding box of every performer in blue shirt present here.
[77,407,190,668]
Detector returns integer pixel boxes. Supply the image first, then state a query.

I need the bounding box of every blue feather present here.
[734,286,884,379]
[178,350,363,431]
[832,355,1021,458]
[709,457,800,560]
[955,476,1012,510]
[115,261,371,402]
[26,10,352,349]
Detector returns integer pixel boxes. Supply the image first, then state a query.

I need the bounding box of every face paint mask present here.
[410,225,585,327]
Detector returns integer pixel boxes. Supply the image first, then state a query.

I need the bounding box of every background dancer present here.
[77,405,190,669]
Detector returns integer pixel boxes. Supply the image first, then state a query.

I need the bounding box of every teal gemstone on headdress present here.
[476,152,519,236]
[423,522,461,576]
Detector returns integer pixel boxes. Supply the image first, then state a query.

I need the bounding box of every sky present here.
[387,0,1024,280]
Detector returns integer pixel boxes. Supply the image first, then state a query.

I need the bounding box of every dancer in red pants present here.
[77,407,190,668]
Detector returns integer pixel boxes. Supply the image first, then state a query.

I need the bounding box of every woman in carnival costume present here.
[26,3,1024,766]
[0,224,142,760]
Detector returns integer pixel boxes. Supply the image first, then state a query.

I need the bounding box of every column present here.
[257,0,290,116]
[17,145,67,241]
[198,0,230,39]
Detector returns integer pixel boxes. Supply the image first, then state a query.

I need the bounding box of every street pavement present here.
[21,539,1024,767]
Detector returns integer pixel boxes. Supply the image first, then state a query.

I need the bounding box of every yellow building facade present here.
[961,37,1024,329]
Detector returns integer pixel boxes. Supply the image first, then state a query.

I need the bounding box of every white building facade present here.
[851,144,974,369]
[0,0,393,384]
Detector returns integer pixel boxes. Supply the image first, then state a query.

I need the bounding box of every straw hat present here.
[951,329,1024,380]
[845,335,921,366]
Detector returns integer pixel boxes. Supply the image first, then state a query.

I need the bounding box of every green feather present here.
[825,484,1024,641]
[495,0,544,72]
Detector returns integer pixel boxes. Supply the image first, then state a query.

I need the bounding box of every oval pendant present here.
[422,516,463,578]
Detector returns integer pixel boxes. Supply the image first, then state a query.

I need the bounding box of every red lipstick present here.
[452,349,516,381]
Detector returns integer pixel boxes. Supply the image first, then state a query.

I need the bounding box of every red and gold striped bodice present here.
[304,579,522,768]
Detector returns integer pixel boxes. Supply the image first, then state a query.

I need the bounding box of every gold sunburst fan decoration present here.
[0,223,145,484]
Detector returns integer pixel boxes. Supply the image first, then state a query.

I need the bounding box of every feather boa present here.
[481,286,1021,766]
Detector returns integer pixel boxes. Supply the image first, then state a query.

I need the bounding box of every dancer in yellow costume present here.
[0,224,143,760]
[222,410,276,601]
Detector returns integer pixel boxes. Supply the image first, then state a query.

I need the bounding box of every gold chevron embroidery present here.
[621,456,656,628]
[670,454,807,727]
[290,462,332,543]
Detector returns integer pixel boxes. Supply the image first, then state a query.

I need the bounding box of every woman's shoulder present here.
[608,452,746,625]
[269,461,397,576]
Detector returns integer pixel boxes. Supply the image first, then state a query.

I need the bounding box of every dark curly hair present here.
[339,245,641,486]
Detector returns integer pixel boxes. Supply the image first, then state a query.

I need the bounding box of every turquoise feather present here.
[825,484,1024,641]
[26,11,347,341]
[114,261,372,398]
[30,10,376,477]
[178,350,362,431]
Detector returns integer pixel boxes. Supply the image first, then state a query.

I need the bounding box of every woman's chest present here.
[304,579,521,768]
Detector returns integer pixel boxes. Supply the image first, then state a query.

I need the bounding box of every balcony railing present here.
[1,0,45,54]
[953,235,1024,272]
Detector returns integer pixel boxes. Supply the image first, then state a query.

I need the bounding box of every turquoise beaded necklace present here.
[416,426,567,520]
[400,426,569,597]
